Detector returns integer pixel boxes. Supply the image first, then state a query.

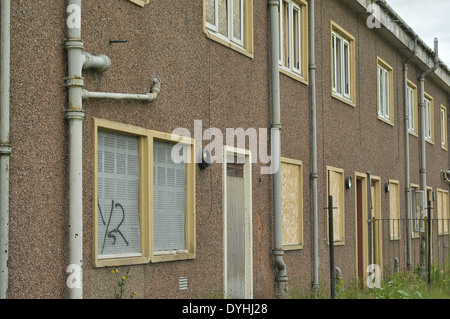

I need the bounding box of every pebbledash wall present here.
[3,0,450,299]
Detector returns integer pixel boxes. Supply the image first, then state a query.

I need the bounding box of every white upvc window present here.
[425,97,432,142]
[279,0,302,76]
[441,106,447,150]
[205,0,245,47]
[378,64,390,121]
[332,31,351,100]
[407,85,415,133]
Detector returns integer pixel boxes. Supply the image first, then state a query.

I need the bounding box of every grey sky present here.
[387,0,450,66]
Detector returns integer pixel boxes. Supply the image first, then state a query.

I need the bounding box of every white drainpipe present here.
[65,0,161,299]
[0,0,11,300]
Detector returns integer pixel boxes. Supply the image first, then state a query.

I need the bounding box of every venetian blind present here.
[153,141,187,252]
[97,131,141,258]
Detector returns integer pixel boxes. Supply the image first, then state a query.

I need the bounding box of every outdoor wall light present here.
[345,176,352,189]
[198,149,211,170]
[385,182,390,193]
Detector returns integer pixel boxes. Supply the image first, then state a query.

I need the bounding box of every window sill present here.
[425,138,434,145]
[332,93,355,108]
[408,130,418,138]
[204,30,254,59]
[151,251,196,263]
[282,243,304,251]
[127,0,149,7]
[280,68,309,85]
[377,115,394,127]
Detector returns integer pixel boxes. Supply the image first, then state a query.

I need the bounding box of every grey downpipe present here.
[0,0,11,299]
[268,0,287,297]
[403,38,417,271]
[309,0,319,294]
[418,37,439,272]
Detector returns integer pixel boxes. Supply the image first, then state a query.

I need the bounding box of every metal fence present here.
[372,218,450,280]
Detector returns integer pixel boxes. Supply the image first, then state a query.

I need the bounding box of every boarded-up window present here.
[327,167,345,243]
[153,140,187,252]
[97,131,141,258]
[389,180,400,240]
[281,158,303,249]
[437,189,449,235]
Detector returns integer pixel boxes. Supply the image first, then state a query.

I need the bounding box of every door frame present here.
[354,172,368,283]
[222,145,253,299]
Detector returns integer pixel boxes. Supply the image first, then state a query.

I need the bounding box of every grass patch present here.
[289,264,450,299]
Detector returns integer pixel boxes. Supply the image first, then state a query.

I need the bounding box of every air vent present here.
[179,277,188,291]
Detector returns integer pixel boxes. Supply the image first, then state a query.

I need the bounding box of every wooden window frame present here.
[407,80,419,136]
[279,0,309,84]
[377,57,394,125]
[437,188,449,236]
[280,157,303,250]
[424,92,434,144]
[440,104,447,150]
[93,118,196,268]
[331,21,356,107]
[326,166,345,245]
[388,179,401,241]
[203,0,254,58]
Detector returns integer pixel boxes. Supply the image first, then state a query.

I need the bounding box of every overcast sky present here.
[387,0,450,66]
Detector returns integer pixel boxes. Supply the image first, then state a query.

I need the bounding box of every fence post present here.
[328,195,335,299]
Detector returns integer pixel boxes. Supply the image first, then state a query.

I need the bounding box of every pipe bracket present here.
[65,77,84,88]
[0,145,12,155]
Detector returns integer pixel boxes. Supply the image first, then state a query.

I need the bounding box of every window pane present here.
[232,0,242,41]
[336,37,342,95]
[441,109,445,146]
[282,1,289,67]
[97,131,141,257]
[218,0,228,36]
[332,34,336,90]
[384,70,389,117]
[153,141,187,252]
[293,6,300,72]
[206,0,216,27]
[378,67,383,115]
[344,42,349,96]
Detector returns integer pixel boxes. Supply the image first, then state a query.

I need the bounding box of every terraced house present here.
[0,0,449,299]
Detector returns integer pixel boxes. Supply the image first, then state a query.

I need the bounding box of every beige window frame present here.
[437,188,449,235]
[203,0,254,58]
[424,92,434,144]
[281,157,303,250]
[279,0,309,84]
[331,21,356,107]
[407,80,419,136]
[377,57,394,125]
[389,180,401,240]
[440,104,447,150]
[326,166,345,245]
[127,0,149,7]
[93,118,196,268]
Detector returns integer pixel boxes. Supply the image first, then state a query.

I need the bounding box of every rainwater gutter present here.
[65,0,160,299]
[403,38,417,271]
[268,0,287,297]
[0,0,11,299]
